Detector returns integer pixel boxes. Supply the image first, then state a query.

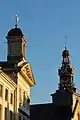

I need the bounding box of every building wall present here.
[17,72,30,120]
[72,94,80,120]
[0,71,16,120]
[0,69,31,120]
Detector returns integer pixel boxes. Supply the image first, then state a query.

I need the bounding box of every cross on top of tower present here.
[65,36,67,50]
[15,14,19,28]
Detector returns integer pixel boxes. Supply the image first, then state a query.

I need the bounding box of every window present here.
[19,116,21,120]
[0,105,2,120]
[5,89,8,101]
[19,88,21,101]
[0,84,3,97]
[78,113,80,120]
[5,108,8,120]
[10,93,13,104]
[10,42,16,55]
[23,91,25,103]
[19,103,21,108]
[22,42,25,58]
[10,111,13,120]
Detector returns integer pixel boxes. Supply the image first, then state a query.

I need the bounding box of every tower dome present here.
[7,27,23,37]
[62,47,70,57]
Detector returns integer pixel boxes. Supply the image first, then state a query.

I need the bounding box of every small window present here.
[10,111,13,120]
[22,43,25,57]
[5,89,8,101]
[19,116,21,120]
[19,88,21,101]
[23,91,25,103]
[5,107,8,120]
[10,93,13,104]
[0,105,2,120]
[0,84,3,97]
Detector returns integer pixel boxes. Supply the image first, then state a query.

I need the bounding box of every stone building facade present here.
[0,19,35,120]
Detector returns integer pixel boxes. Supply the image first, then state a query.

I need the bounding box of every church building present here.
[30,47,80,120]
[0,16,35,120]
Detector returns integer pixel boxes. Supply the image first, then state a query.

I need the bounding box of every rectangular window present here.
[19,88,21,101]
[5,108,8,120]
[23,91,25,103]
[19,116,21,120]
[5,89,8,101]
[10,111,13,120]
[0,84,3,97]
[10,93,13,104]
[22,43,25,57]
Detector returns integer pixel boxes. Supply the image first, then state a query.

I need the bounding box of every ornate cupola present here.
[58,47,75,92]
[6,15,26,63]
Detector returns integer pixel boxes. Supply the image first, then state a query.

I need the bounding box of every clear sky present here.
[0,0,80,104]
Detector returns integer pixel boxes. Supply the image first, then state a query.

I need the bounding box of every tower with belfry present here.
[51,47,80,120]
[58,47,74,91]
[30,47,80,120]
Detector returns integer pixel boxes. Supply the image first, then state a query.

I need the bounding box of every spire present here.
[65,36,67,50]
[58,47,75,92]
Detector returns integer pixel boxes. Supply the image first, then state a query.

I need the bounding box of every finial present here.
[15,13,19,28]
[65,36,67,50]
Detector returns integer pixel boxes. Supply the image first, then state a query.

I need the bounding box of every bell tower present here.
[58,47,74,92]
[6,15,26,63]
[51,47,80,120]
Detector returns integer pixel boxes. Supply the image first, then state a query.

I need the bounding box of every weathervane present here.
[65,36,67,50]
[15,14,19,28]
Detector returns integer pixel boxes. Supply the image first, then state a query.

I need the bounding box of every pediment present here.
[20,62,35,86]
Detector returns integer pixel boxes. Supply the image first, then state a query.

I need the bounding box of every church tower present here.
[58,47,74,92]
[6,16,26,63]
[51,47,80,120]
[0,15,35,120]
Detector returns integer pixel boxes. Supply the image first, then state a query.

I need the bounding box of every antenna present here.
[65,36,67,50]
[15,13,19,28]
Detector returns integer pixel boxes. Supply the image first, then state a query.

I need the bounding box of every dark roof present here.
[30,103,72,120]
[30,103,54,120]
[0,61,29,73]
[0,62,14,68]
[0,61,21,72]
[7,27,23,37]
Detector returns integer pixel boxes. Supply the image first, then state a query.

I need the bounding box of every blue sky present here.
[0,0,80,104]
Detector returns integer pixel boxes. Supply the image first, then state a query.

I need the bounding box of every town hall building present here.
[0,17,35,120]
